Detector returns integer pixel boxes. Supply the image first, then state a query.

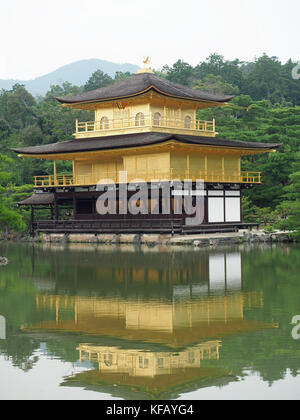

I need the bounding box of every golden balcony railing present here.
[34,170,261,188]
[34,174,74,187]
[75,115,216,138]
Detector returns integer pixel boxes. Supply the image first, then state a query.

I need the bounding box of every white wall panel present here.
[208,190,224,196]
[225,191,240,196]
[208,197,225,223]
[225,197,241,222]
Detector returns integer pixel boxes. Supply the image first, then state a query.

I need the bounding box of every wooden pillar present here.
[50,205,54,221]
[73,192,76,218]
[222,157,225,182]
[30,206,34,236]
[30,206,34,224]
[193,105,197,129]
[54,192,58,221]
[186,154,190,179]
[53,160,57,186]
[72,160,76,185]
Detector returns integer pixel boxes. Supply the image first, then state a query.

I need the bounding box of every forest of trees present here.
[0,53,299,237]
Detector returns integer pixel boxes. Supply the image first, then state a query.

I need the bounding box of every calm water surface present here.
[0,242,300,400]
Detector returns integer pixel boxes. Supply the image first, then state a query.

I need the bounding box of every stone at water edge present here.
[0,257,8,266]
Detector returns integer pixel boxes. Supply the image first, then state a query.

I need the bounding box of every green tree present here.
[194,53,244,89]
[193,74,239,95]
[162,60,194,86]
[0,154,26,235]
[83,70,113,92]
[114,71,133,82]
[276,171,300,239]
[242,54,286,103]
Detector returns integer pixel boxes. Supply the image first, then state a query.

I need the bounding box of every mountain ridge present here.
[0,59,139,96]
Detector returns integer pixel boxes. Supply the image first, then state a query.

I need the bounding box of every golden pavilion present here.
[14,62,280,234]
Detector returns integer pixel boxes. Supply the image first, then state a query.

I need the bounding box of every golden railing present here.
[75,115,216,135]
[34,174,74,187]
[34,170,261,187]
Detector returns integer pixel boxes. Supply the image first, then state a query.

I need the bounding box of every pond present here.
[0,242,300,400]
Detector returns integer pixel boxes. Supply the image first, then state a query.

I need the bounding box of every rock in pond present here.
[0,257,8,266]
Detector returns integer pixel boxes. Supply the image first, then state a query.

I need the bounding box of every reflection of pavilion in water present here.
[32,249,244,296]
[62,341,233,399]
[25,250,277,399]
[78,341,221,378]
[63,342,234,400]
[29,252,273,346]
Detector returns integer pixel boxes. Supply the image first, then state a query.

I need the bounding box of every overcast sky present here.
[0,0,299,80]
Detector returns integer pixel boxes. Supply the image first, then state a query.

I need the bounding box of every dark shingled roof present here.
[56,72,234,105]
[18,193,55,206]
[12,132,281,156]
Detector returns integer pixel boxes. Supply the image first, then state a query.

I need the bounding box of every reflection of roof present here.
[55,72,234,105]
[61,366,237,400]
[18,193,54,206]
[23,319,276,347]
[12,132,281,156]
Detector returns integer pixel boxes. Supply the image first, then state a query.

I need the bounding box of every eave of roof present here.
[18,193,55,206]
[11,132,282,157]
[55,73,234,105]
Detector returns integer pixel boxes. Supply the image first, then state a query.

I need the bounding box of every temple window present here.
[135,112,145,127]
[184,115,192,129]
[100,116,109,130]
[188,351,195,364]
[104,353,113,366]
[153,112,161,126]
[138,356,149,368]
[157,358,164,368]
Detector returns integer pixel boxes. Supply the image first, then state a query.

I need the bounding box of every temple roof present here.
[61,367,236,400]
[18,193,55,206]
[55,72,234,105]
[12,132,281,156]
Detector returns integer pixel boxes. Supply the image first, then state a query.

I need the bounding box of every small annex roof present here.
[55,72,234,105]
[18,193,55,206]
[12,132,282,157]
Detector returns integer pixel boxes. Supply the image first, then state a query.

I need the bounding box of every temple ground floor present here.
[19,183,259,235]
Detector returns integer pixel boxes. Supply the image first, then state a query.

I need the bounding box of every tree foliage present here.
[83,69,113,92]
[275,171,300,238]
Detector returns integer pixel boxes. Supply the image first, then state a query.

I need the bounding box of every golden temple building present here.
[14,62,281,234]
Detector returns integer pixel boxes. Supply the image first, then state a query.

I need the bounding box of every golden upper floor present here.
[56,72,234,139]
[75,110,216,138]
